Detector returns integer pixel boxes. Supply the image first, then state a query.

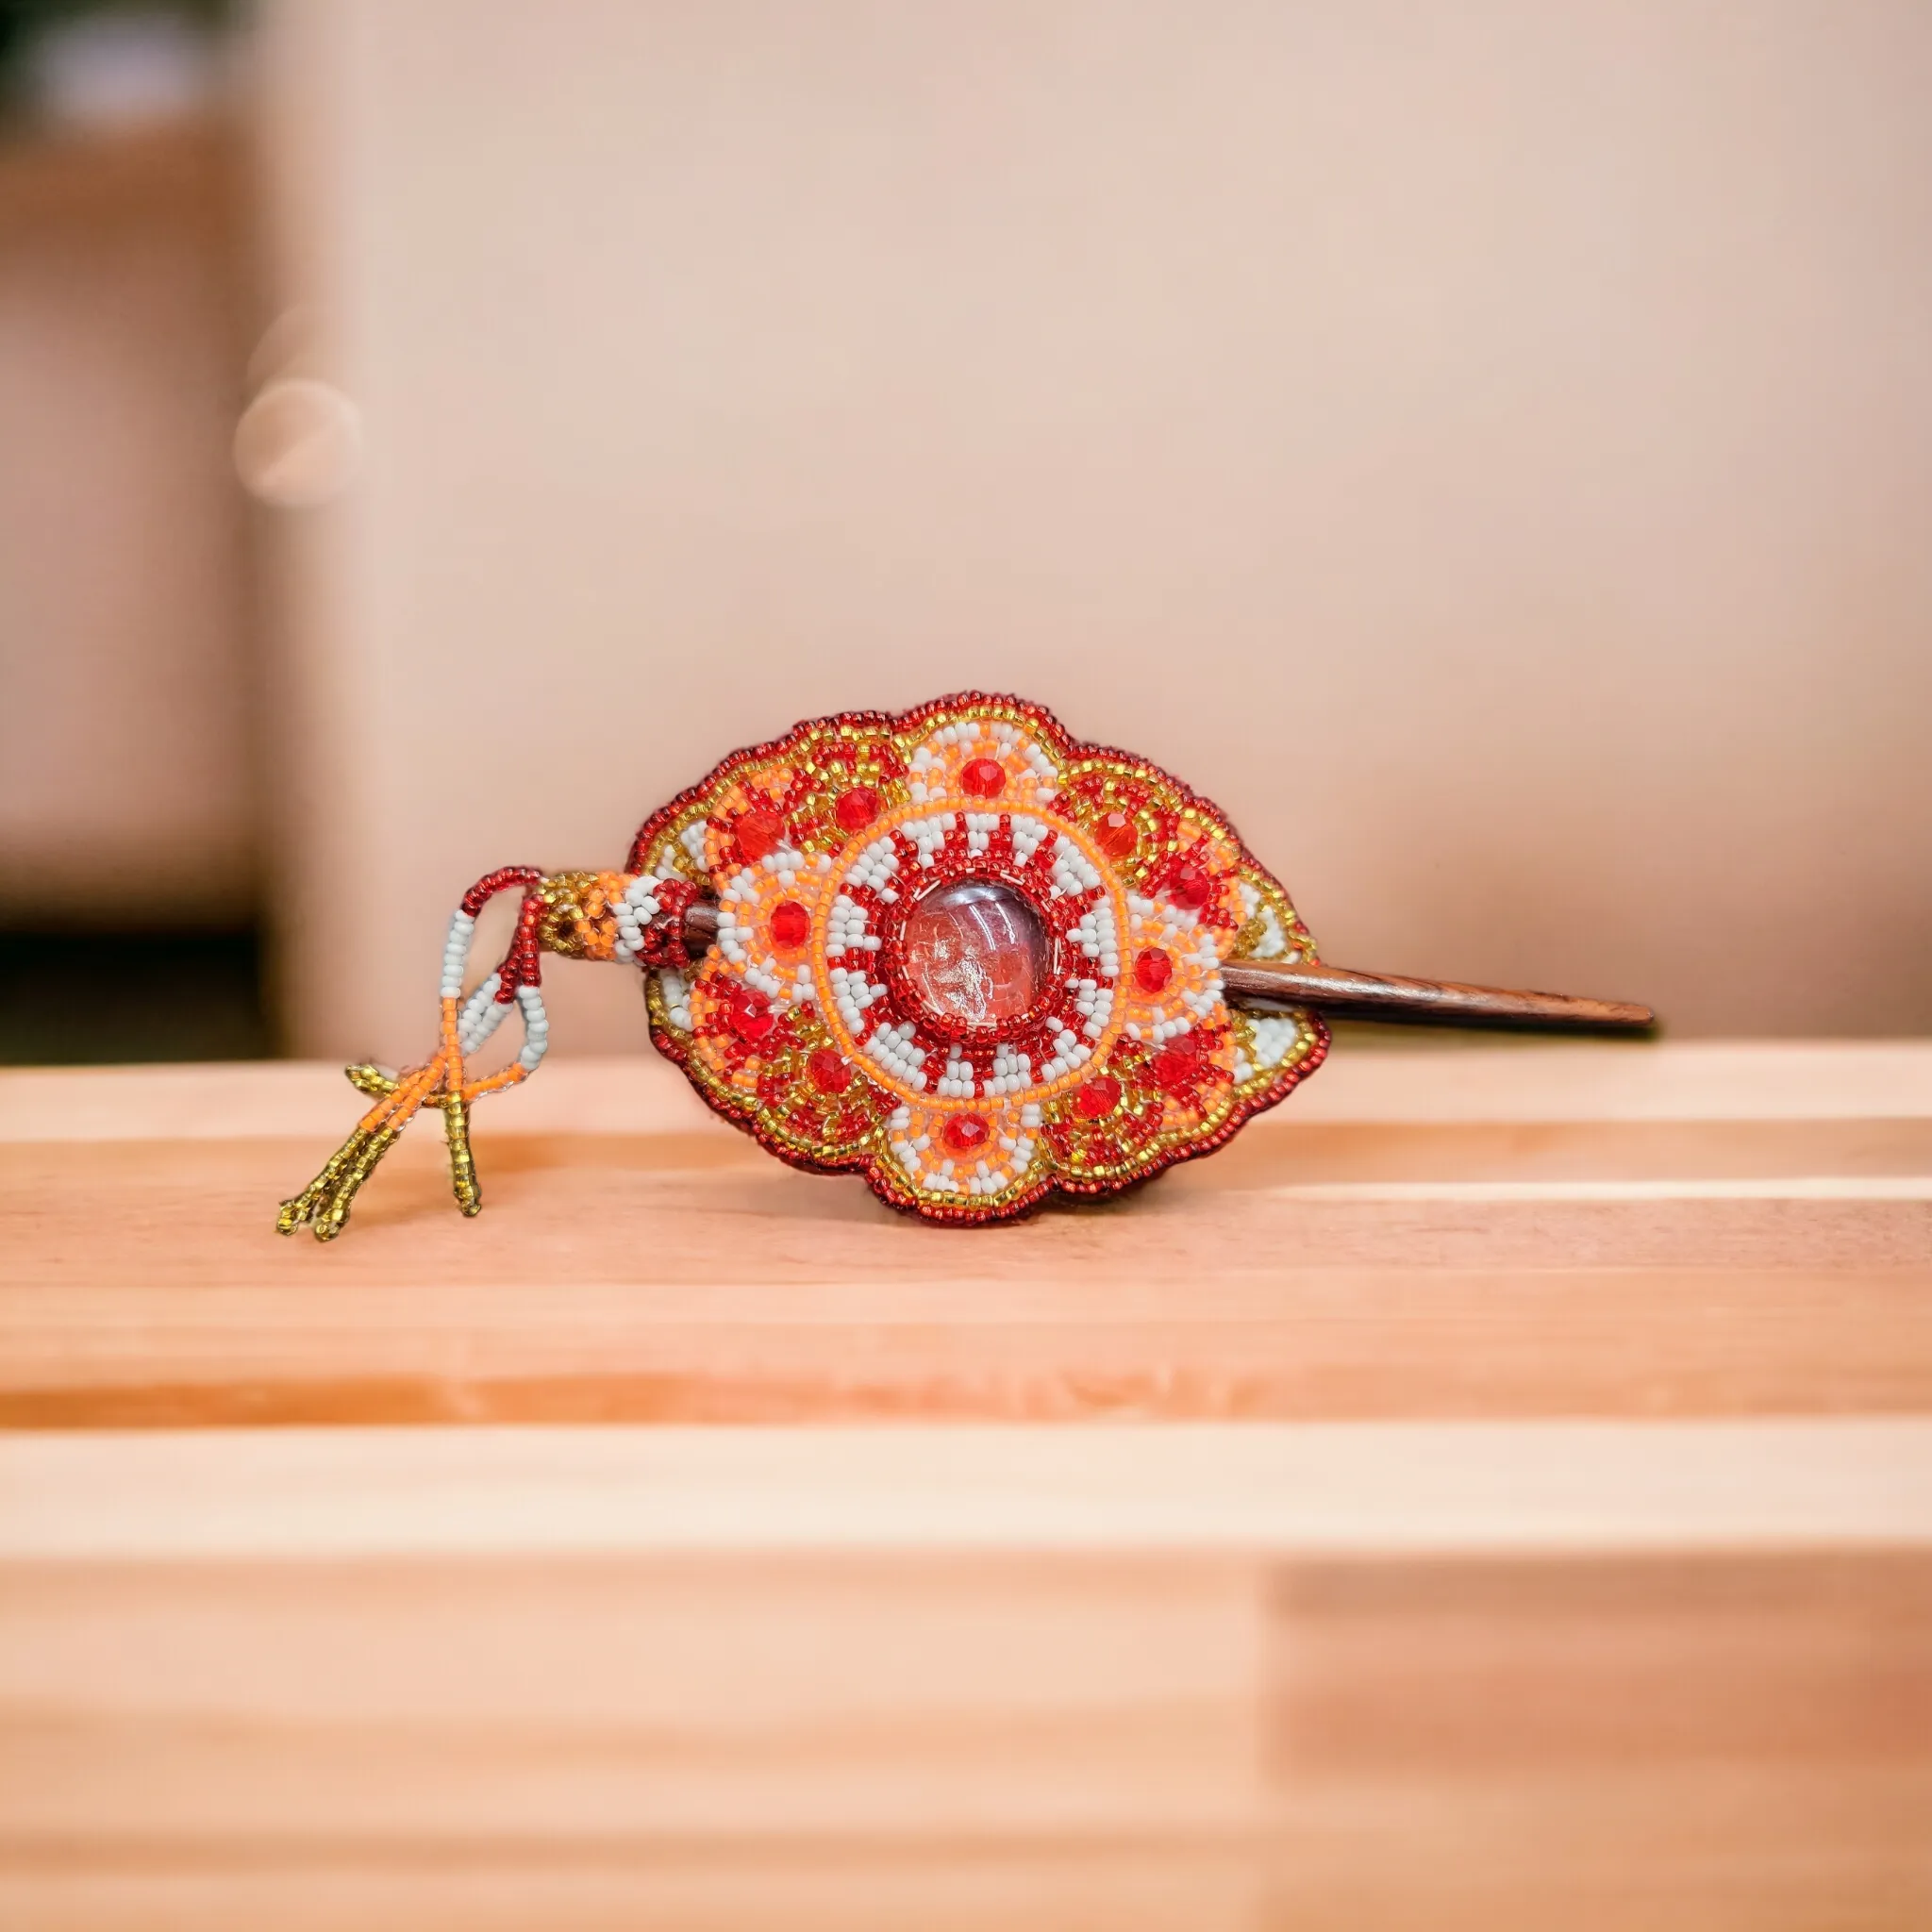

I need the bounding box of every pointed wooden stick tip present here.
[1222,958,1655,1030]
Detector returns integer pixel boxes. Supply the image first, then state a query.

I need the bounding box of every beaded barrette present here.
[277,693,1651,1239]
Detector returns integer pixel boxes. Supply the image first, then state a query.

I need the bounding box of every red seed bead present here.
[1094,810,1138,860]
[808,1047,853,1093]
[771,900,810,948]
[941,1112,991,1155]
[959,757,1007,800]
[1074,1074,1122,1120]
[735,808,785,863]
[1168,864,1212,911]
[834,786,881,833]
[727,991,775,1042]
[1133,947,1173,994]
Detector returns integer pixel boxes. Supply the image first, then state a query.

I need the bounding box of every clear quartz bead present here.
[899,880,1050,1028]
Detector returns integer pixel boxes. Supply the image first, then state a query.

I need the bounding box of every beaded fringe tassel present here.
[275,865,637,1241]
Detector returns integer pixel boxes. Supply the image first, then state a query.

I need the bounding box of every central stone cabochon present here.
[898,879,1052,1029]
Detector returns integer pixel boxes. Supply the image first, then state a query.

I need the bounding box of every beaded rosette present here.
[630,694,1325,1221]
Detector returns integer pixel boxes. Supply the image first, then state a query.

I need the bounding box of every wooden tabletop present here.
[3,1041,1929,1425]
[3,1041,1929,1927]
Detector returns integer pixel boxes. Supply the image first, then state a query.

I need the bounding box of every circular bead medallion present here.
[805,793,1130,1110]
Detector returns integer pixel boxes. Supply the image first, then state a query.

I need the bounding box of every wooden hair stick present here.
[680,903,1651,1032]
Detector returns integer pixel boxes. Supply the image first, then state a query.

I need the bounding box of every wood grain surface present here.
[3,1041,1929,1926]
[3,1045,1928,1426]
[2,1428,1929,1930]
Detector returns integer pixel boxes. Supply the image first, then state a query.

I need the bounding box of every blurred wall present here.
[255,0,1932,1059]
[0,122,255,924]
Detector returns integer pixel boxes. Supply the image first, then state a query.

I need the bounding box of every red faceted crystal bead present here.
[1149,1032,1203,1091]
[735,808,785,863]
[1149,1048,1196,1091]
[807,1046,853,1093]
[898,880,1049,1028]
[834,786,881,833]
[1168,864,1212,911]
[1133,947,1173,994]
[1094,810,1138,860]
[1074,1074,1122,1120]
[727,991,775,1042]
[942,1112,991,1155]
[959,757,1007,800]
[770,900,810,948]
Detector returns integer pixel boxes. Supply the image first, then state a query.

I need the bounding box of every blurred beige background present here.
[0,120,253,923]
[254,0,1932,1061]
[11,1,1930,1059]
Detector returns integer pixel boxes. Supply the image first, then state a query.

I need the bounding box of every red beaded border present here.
[633,693,1324,1224]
